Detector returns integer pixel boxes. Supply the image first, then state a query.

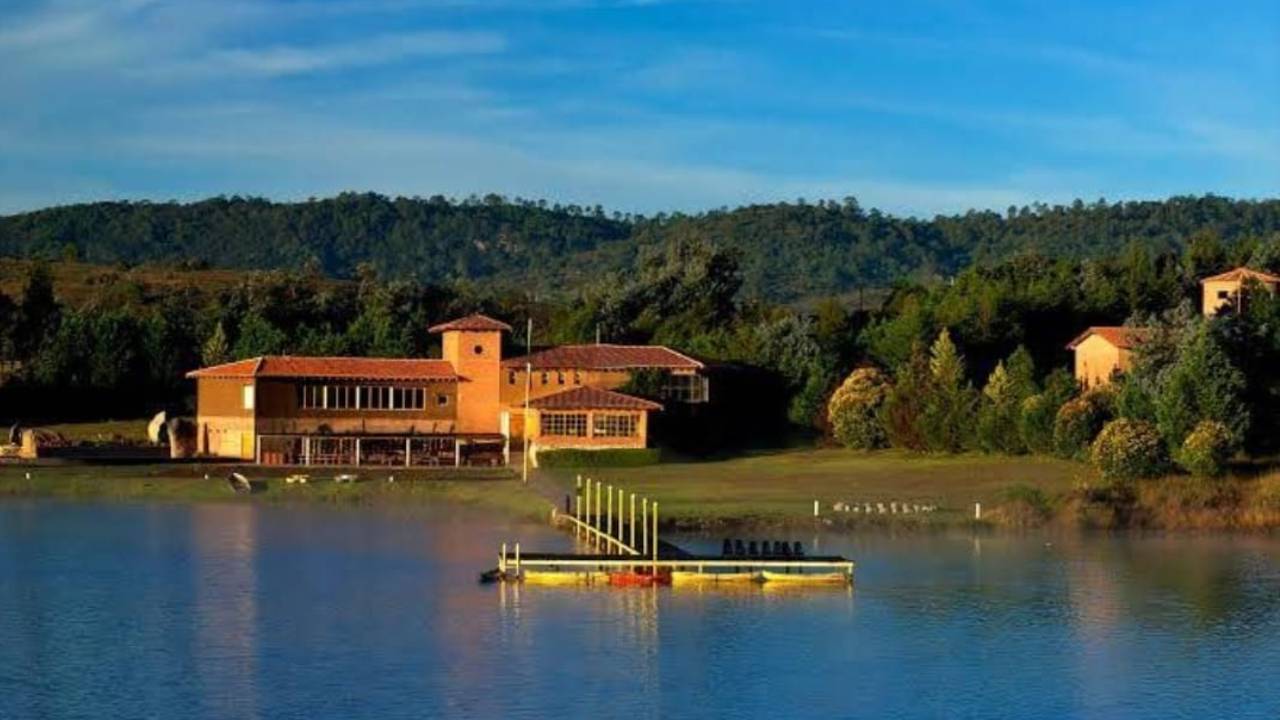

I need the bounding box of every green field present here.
[0,463,552,520]
[533,449,1089,527]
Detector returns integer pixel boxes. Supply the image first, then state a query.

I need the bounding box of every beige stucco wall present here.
[527,409,649,467]
[444,330,503,434]
[195,377,256,459]
[1072,335,1131,389]
[1202,279,1240,317]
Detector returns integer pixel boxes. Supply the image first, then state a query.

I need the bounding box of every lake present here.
[2,500,1280,719]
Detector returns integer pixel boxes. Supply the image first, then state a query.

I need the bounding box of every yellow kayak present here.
[759,570,852,585]
[672,571,761,585]
[521,570,601,585]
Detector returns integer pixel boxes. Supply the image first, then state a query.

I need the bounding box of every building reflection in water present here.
[190,504,260,720]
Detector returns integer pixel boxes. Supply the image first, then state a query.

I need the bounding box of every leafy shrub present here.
[1175,420,1234,477]
[1252,474,1280,511]
[1090,418,1168,482]
[1019,394,1056,454]
[536,448,661,468]
[827,367,889,450]
[1000,484,1051,515]
[1053,392,1111,459]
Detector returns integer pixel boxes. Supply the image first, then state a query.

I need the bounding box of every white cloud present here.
[185,31,505,77]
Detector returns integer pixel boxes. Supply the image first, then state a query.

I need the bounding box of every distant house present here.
[1066,326,1146,389]
[1201,266,1280,317]
[185,314,706,467]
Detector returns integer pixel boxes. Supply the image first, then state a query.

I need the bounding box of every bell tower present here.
[430,314,511,434]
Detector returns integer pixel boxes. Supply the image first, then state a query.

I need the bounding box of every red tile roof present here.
[1066,326,1148,350]
[428,313,512,333]
[529,386,663,411]
[1200,267,1280,284]
[503,344,703,371]
[186,356,459,381]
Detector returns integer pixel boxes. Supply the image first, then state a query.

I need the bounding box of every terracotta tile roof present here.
[187,356,459,381]
[529,386,663,411]
[1200,267,1280,284]
[503,344,704,371]
[1066,326,1149,351]
[428,313,512,333]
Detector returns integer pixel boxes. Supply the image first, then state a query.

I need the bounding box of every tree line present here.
[5,193,1280,303]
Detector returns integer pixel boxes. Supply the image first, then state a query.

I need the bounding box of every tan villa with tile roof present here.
[186,314,706,467]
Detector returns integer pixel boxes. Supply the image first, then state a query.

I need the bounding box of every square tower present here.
[430,314,512,434]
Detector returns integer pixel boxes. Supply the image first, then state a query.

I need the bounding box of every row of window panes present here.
[508,370,582,386]
[297,385,447,410]
[592,414,638,437]
[541,412,639,438]
[661,373,709,403]
[541,412,588,437]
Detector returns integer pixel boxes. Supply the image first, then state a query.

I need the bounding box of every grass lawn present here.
[534,448,1090,526]
[0,463,552,521]
[37,419,153,443]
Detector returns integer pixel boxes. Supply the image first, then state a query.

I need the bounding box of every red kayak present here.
[608,570,672,587]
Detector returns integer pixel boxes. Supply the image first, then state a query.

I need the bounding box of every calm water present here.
[3,501,1280,719]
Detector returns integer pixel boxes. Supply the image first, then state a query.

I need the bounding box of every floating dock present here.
[485,477,855,588]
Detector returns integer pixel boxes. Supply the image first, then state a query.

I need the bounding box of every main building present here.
[187,314,706,467]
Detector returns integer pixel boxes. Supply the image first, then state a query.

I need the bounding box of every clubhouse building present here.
[186,314,705,467]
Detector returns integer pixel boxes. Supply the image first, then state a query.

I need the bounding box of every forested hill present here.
[3,193,1279,302]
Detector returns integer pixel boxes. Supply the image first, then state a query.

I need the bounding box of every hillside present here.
[3,193,1280,302]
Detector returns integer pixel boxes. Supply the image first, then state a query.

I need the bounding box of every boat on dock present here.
[760,570,852,585]
[671,571,760,585]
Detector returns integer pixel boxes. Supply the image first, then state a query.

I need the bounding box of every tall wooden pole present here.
[595,480,602,540]
[521,318,532,483]
[651,501,658,571]
[606,484,613,554]
[641,498,648,555]
[629,493,636,552]
[585,480,592,536]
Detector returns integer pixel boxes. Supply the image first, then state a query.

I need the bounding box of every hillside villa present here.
[186,313,706,467]
[1069,265,1278,388]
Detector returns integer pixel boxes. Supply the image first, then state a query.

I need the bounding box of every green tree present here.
[1154,324,1248,449]
[920,328,977,452]
[202,322,230,366]
[232,313,287,358]
[879,341,932,450]
[828,366,889,450]
[1176,420,1234,478]
[1091,418,1168,482]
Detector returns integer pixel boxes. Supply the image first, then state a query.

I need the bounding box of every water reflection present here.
[190,504,259,720]
[4,503,1280,719]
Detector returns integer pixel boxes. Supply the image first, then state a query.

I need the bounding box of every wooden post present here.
[595,480,602,533]
[454,438,461,467]
[642,498,649,555]
[303,436,311,466]
[405,437,411,467]
[629,493,636,552]
[585,479,592,533]
[606,484,613,554]
[574,494,582,539]
[514,542,521,576]
[355,437,362,466]
[500,542,507,574]
[652,501,658,570]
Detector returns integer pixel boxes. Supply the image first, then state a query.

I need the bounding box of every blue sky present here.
[1,0,1276,216]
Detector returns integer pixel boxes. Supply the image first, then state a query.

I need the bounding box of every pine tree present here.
[202,322,230,366]
[921,329,977,452]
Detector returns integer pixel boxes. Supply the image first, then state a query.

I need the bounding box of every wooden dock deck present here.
[486,477,855,587]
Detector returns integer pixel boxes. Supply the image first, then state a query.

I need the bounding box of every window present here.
[299,384,325,409]
[508,370,517,385]
[473,344,485,356]
[541,372,549,385]
[661,372,709,403]
[298,384,427,411]
[1218,290,1230,300]
[242,385,255,410]
[542,412,587,437]
[437,393,450,406]
[330,385,357,409]
[593,413,638,437]
[557,371,565,385]
[573,371,581,385]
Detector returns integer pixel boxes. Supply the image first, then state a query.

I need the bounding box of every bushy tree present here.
[1054,389,1113,459]
[919,329,977,452]
[202,322,230,366]
[232,313,287,358]
[879,341,932,450]
[1154,323,1248,449]
[828,366,889,450]
[1176,420,1235,478]
[1091,418,1168,482]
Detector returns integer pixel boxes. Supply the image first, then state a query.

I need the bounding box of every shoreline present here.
[5,461,1280,534]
